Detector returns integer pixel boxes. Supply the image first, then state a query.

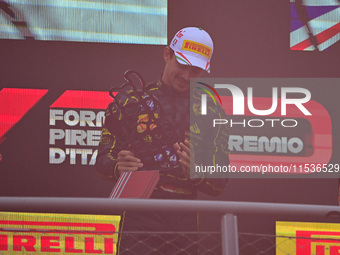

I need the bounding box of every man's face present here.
[162,47,204,92]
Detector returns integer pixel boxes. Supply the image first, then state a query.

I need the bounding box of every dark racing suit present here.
[96,79,229,254]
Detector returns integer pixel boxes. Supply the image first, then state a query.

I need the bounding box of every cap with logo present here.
[169,27,213,73]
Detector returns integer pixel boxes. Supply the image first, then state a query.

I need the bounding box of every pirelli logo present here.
[0,212,120,254]
[276,221,340,255]
[182,40,212,59]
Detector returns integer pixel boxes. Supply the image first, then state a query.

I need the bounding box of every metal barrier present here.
[1,197,340,255]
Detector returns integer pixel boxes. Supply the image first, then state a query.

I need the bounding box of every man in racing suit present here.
[96,27,229,254]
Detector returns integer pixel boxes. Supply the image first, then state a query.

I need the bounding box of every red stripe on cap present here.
[205,61,210,71]
[176,51,192,65]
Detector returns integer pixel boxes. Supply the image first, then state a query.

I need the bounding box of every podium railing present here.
[1,197,340,255]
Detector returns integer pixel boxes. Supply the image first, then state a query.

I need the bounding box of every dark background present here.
[1,0,339,238]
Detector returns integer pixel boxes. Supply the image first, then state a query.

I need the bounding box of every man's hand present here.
[117,150,143,175]
[173,140,194,178]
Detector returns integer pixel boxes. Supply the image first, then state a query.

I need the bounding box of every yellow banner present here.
[276,221,340,255]
[0,212,120,254]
